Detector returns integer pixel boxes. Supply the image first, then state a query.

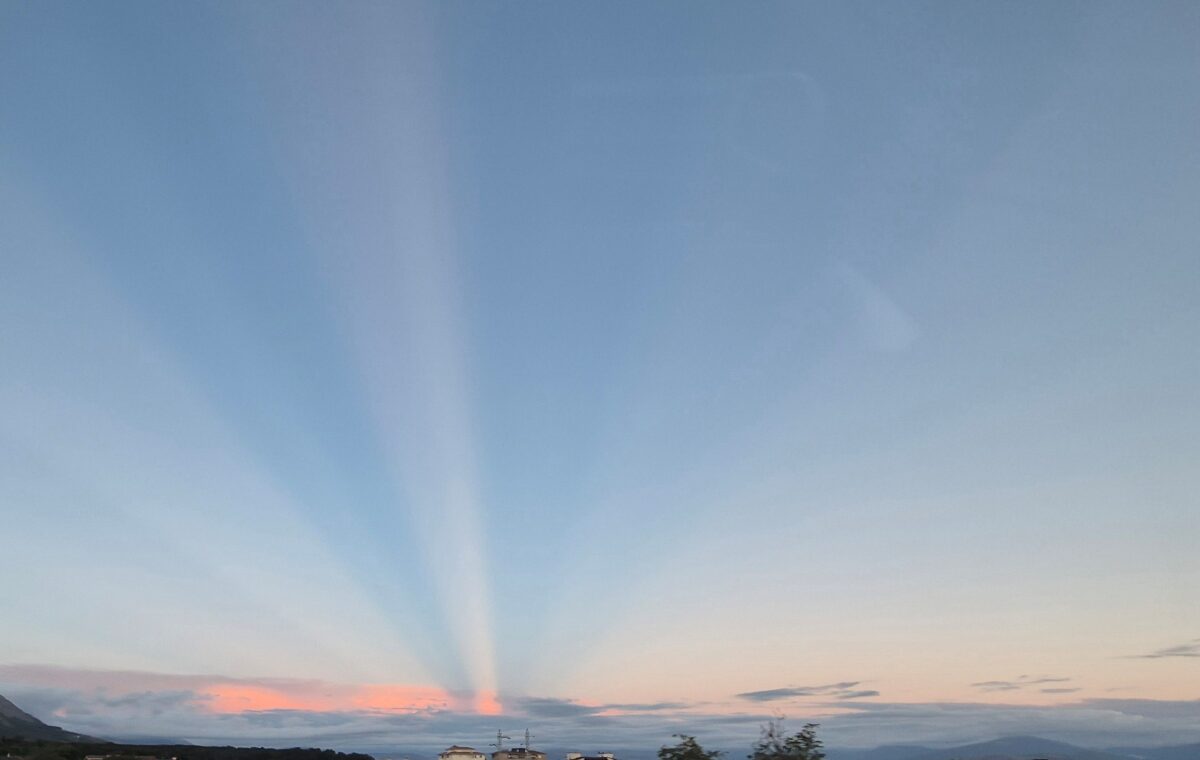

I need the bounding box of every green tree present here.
[748,721,824,760]
[659,735,723,760]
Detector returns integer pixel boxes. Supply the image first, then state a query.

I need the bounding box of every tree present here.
[748,721,825,760]
[659,735,723,760]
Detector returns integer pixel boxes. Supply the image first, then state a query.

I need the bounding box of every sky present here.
[1,0,1198,754]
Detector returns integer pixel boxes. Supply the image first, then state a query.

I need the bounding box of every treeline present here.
[660,721,826,760]
[0,738,374,760]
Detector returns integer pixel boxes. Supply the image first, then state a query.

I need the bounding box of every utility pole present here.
[524,729,534,750]
[491,731,511,752]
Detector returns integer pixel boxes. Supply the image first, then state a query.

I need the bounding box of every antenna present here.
[524,729,534,750]
[490,731,511,751]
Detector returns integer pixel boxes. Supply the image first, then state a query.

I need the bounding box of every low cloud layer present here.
[461,697,698,720]
[3,666,1200,757]
[0,664,458,715]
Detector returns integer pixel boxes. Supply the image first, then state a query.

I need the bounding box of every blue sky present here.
[1,0,1198,752]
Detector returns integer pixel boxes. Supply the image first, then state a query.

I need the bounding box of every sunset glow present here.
[199,681,454,714]
[204,684,340,714]
[355,684,451,713]
[473,690,503,717]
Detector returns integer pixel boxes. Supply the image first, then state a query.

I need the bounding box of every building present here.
[494,749,547,760]
[440,747,487,760]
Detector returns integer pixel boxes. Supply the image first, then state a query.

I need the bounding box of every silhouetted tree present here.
[659,735,723,760]
[749,721,824,760]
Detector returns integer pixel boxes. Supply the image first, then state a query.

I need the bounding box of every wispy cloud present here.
[603,702,693,712]
[969,682,1021,692]
[508,697,698,718]
[834,263,919,353]
[969,676,1071,692]
[509,697,601,719]
[1126,638,1200,659]
[837,691,880,700]
[736,682,876,702]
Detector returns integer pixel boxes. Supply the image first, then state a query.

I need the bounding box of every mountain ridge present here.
[829,737,1199,760]
[908,736,1128,760]
[0,693,99,742]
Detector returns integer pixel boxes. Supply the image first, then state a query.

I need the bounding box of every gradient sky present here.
[2,0,1198,754]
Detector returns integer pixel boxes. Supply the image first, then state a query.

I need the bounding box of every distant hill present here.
[0,693,98,742]
[0,693,372,760]
[830,737,1197,760]
[0,738,376,760]
[910,737,1129,760]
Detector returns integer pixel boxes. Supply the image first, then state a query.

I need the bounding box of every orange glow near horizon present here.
[203,682,453,715]
[474,689,503,715]
[355,684,449,712]
[204,684,339,713]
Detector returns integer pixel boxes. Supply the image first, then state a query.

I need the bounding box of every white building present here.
[441,747,487,760]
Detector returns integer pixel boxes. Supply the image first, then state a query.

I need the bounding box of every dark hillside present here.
[0,739,374,760]
[0,694,97,743]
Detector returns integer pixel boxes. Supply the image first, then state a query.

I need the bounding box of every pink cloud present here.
[354,684,451,713]
[472,690,503,716]
[202,684,340,713]
[0,664,459,716]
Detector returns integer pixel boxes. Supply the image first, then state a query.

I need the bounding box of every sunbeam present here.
[229,3,500,705]
[0,163,430,686]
